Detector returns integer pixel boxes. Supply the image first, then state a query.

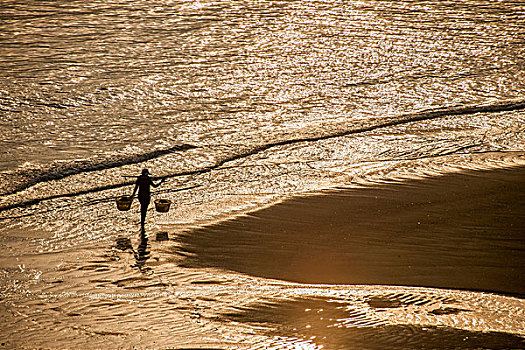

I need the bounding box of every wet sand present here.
[223,296,525,349]
[1,166,524,349]
[179,166,525,296]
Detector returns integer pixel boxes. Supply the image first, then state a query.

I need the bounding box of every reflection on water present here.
[116,230,152,272]
[133,230,151,273]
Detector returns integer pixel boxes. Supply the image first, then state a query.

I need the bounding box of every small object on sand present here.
[156,232,169,241]
[154,199,171,212]
[116,196,133,211]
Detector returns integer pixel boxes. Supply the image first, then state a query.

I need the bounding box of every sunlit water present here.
[1,1,524,348]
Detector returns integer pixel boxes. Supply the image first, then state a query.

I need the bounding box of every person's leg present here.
[140,200,149,230]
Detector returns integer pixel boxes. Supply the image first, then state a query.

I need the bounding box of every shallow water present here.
[1,0,524,348]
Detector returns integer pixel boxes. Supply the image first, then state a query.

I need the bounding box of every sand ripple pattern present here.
[1,234,524,349]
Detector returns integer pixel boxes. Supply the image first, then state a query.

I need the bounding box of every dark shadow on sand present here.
[176,166,525,295]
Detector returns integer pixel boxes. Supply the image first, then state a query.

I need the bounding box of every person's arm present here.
[131,179,139,198]
[151,178,165,188]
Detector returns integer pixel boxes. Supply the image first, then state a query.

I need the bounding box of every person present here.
[131,169,165,231]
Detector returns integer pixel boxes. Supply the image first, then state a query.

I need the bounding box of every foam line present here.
[1,99,524,213]
[0,144,195,196]
[206,99,525,167]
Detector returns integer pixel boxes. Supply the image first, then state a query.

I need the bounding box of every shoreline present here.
[177,165,525,296]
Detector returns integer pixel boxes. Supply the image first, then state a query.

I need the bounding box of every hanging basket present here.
[154,199,171,213]
[116,196,133,211]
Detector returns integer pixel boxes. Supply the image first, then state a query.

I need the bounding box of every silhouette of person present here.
[131,169,165,231]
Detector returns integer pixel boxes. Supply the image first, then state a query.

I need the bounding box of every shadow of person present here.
[133,229,151,272]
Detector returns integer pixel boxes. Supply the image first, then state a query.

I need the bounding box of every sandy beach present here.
[2,1,525,348]
[0,166,524,349]
[179,166,525,296]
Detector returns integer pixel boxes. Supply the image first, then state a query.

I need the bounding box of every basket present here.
[116,196,133,211]
[154,199,171,213]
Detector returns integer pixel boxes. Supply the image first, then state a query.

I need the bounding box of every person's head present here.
[141,168,150,176]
